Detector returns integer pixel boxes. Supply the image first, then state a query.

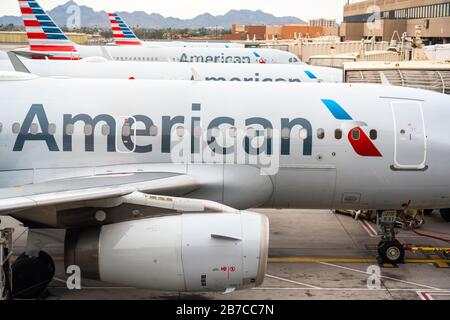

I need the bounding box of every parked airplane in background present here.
[15,0,301,64]
[0,52,342,82]
[108,12,245,48]
[0,71,449,297]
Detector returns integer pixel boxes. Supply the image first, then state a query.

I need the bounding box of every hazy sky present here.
[0,0,350,22]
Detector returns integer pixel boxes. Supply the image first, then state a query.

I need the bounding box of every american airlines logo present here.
[202,73,302,83]
[12,101,381,174]
[180,53,257,63]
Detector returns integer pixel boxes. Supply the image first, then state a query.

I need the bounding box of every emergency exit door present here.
[391,101,427,170]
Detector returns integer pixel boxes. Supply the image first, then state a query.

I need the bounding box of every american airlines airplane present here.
[108,12,245,48]
[0,53,342,82]
[0,71,449,298]
[15,0,301,64]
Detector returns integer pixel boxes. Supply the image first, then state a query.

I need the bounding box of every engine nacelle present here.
[65,212,268,292]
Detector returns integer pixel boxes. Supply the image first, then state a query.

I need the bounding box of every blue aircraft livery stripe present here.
[31,8,45,15]
[321,99,353,120]
[35,15,51,21]
[253,52,260,58]
[304,70,317,79]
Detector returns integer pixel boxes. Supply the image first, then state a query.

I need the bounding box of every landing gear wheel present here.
[440,209,450,222]
[378,240,405,264]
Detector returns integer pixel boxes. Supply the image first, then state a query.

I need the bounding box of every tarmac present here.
[1,208,450,300]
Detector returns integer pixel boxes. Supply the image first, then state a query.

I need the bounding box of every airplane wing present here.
[0,172,200,214]
[13,50,54,60]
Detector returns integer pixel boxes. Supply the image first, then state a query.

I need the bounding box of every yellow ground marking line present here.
[429,254,450,268]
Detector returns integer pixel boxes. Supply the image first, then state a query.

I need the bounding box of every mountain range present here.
[0,1,306,29]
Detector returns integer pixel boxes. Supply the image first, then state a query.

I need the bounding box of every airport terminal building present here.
[340,0,450,44]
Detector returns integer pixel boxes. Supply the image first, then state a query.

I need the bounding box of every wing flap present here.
[0,173,199,214]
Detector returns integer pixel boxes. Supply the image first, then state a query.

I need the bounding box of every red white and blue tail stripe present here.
[18,0,80,60]
[108,13,142,46]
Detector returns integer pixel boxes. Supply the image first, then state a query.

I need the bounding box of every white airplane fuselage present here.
[18,44,302,65]
[1,76,450,211]
[0,58,341,82]
[141,41,245,48]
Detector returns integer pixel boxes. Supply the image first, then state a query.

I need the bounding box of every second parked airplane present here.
[15,0,301,64]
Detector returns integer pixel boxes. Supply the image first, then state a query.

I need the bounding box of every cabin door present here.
[391,101,427,170]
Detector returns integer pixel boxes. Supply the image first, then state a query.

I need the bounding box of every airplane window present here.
[176,126,185,137]
[84,124,93,136]
[193,127,202,138]
[65,124,74,135]
[281,128,291,140]
[122,125,131,137]
[317,128,325,139]
[334,129,342,140]
[101,124,110,136]
[30,123,39,135]
[210,127,220,138]
[266,128,273,139]
[351,128,360,140]
[12,123,21,134]
[149,125,158,136]
[247,127,256,139]
[228,127,237,138]
[48,123,56,135]
[299,128,308,140]
[370,129,377,140]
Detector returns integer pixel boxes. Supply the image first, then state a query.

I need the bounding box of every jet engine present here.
[65,212,269,292]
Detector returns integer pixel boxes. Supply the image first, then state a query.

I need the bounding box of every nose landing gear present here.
[377,239,405,264]
[376,210,405,264]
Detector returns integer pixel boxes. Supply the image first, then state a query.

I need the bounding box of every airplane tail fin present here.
[18,0,80,60]
[108,12,142,46]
